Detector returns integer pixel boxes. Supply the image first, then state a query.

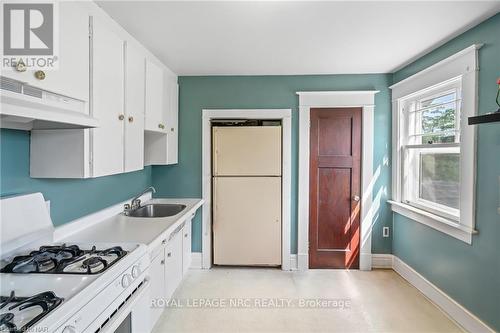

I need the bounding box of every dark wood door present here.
[309,108,361,269]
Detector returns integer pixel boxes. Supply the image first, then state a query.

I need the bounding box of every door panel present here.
[213,177,281,266]
[124,42,145,172]
[309,108,361,269]
[317,168,351,250]
[213,126,281,176]
[91,17,124,177]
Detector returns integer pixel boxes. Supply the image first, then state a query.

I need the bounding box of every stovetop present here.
[0,244,127,275]
[0,290,63,333]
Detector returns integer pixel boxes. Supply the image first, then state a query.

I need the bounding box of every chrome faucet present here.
[124,186,156,215]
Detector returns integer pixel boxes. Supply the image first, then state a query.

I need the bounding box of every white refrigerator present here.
[212,126,282,266]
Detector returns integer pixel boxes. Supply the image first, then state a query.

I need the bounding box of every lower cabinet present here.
[182,217,193,274]
[149,252,165,327]
[149,218,193,329]
[164,230,183,300]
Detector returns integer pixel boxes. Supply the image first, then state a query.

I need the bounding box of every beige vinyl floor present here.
[152,268,462,333]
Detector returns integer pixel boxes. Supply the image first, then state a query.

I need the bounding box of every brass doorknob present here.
[118,114,125,121]
[128,116,134,122]
[353,195,360,202]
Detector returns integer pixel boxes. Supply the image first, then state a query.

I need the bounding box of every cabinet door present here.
[182,218,192,275]
[150,252,165,328]
[167,81,179,164]
[124,42,145,172]
[1,2,89,105]
[90,16,125,177]
[164,232,183,300]
[145,59,165,133]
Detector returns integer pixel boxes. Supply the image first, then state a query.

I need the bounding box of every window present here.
[390,44,480,244]
[401,78,461,221]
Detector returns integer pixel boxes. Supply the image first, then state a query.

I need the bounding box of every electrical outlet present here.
[383,227,390,238]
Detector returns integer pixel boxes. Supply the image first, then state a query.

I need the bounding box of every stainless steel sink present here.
[127,204,186,218]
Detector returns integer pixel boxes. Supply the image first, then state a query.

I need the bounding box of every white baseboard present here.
[289,254,298,271]
[297,253,308,271]
[359,253,373,271]
[371,254,394,269]
[387,255,494,333]
[190,252,203,269]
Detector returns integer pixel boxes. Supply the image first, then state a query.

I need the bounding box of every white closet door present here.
[213,126,281,176]
[213,176,281,266]
[124,42,145,172]
[91,17,124,177]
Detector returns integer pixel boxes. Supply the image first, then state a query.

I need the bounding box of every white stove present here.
[0,193,151,333]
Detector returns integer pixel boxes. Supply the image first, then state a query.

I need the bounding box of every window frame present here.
[389,44,480,244]
[400,78,462,221]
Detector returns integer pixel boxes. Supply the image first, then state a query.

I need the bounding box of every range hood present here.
[0,76,98,130]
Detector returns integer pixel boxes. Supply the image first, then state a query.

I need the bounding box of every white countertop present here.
[62,198,204,246]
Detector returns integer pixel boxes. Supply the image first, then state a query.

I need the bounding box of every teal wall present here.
[152,74,393,254]
[392,14,500,330]
[0,129,153,226]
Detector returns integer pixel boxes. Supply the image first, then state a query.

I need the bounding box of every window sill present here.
[388,201,476,244]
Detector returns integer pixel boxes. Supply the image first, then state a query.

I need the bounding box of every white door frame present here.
[297,91,379,271]
[201,109,292,270]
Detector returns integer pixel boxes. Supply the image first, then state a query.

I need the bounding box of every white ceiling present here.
[97,1,500,76]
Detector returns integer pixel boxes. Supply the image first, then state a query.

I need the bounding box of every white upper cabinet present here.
[90,16,125,177]
[145,59,166,133]
[28,1,178,178]
[124,42,145,172]
[144,73,179,166]
[166,75,179,164]
[1,2,89,105]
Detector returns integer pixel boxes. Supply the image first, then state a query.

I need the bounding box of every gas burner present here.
[0,244,127,275]
[81,257,106,274]
[0,291,63,333]
[0,313,16,332]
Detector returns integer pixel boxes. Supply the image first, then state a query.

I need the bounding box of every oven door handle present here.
[99,277,151,333]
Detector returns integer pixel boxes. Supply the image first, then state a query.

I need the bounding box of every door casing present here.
[297,91,378,271]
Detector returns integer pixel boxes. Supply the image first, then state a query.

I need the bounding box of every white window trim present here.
[389,44,481,244]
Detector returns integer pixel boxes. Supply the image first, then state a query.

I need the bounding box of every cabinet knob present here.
[118,114,125,121]
[184,233,188,238]
[158,123,165,129]
[34,70,46,80]
[15,59,27,72]
[167,252,172,257]
[170,127,175,132]
[162,239,166,245]
[160,259,165,265]
[128,116,134,123]
[353,195,360,202]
